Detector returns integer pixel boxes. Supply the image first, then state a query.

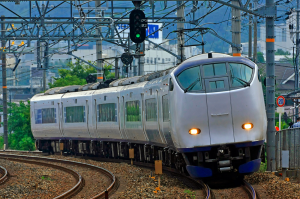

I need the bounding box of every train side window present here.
[126,100,141,122]
[176,66,202,91]
[162,95,169,122]
[169,78,174,91]
[146,98,157,121]
[65,106,85,123]
[98,103,117,122]
[35,108,56,124]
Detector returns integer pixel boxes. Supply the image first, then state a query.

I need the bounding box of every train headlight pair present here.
[242,123,254,130]
[189,128,201,135]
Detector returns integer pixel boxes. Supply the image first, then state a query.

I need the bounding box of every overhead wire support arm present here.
[207,29,242,50]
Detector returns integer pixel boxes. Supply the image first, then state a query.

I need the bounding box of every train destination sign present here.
[276,96,285,107]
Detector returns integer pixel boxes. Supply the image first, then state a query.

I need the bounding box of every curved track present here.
[0,153,117,199]
[0,165,9,185]
[243,180,257,199]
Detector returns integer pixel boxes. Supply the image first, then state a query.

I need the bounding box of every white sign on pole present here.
[282,150,289,168]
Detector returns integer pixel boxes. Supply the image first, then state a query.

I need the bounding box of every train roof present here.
[37,53,242,96]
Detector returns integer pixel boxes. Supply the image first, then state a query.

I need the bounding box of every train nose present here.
[204,78,234,145]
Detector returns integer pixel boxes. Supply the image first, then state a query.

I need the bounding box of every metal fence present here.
[275,128,300,170]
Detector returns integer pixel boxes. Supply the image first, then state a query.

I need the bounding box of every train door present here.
[161,94,175,147]
[58,102,64,137]
[118,96,127,139]
[156,90,167,144]
[204,77,235,144]
[86,100,91,137]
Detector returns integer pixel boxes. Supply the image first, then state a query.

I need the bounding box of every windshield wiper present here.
[231,76,250,87]
[184,78,200,93]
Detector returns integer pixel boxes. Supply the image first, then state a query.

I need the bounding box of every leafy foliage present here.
[275,49,291,55]
[2,101,36,151]
[257,52,265,63]
[48,60,97,88]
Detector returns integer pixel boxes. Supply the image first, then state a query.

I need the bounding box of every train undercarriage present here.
[36,139,264,178]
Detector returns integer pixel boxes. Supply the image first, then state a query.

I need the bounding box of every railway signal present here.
[129,10,147,43]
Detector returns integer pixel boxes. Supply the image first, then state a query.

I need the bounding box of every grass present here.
[184,189,196,199]
[41,175,51,180]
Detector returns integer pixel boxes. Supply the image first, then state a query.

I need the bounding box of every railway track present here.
[0,153,117,199]
[0,151,259,199]
[0,165,9,185]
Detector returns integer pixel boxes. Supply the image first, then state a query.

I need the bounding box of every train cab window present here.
[209,80,225,89]
[97,103,117,122]
[65,106,85,123]
[126,101,141,122]
[229,63,253,87]
[176,66,202,92]
[35,108,56,124]
[146,98,157,121]
[162,95,169,122]
[203,63,227,77]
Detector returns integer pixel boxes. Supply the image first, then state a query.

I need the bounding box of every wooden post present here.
[129,148,134,165]
[155,160,162,190]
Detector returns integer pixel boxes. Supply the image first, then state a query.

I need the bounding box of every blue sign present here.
[278,98,284,105]
[117,24,160,39]
[146,24,159,39]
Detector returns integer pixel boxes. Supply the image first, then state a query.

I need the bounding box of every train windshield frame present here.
[176,62,254,93]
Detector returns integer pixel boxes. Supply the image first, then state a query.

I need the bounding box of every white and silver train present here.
[31,53,267,178]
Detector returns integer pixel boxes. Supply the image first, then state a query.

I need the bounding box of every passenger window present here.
[65,106,85,123]
[203,63,227,77]
[146,98,157,121]
[98,103,117,122]
[126,101,141,122]
[176,66,202,91]
[229,63,253,87]
[162,95,169,122]
[35,108,56,124]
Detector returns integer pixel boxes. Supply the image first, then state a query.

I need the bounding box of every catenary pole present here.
[96,0,103,82]
[248,3,252,59]
[177,1,185,63]
[295,0,300,121]
[253,0,258,62]
[266,0,276,171]
[231,0,241,56]
[1,15,8,149]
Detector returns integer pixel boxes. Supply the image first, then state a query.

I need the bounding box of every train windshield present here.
[229,63,252,87]
[176,66,202,92]
[176,62,253,92]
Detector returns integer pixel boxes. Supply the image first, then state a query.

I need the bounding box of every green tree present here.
[275,49,291,55]
[5,101,35,150]
[104,64,115,80]
[257,52,265,63]
[48,60,97,88]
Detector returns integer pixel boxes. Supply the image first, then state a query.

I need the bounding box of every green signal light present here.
[136,34,140,38]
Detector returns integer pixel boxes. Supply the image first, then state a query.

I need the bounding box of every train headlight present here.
[242,123,253,130]
[189,128,201,135]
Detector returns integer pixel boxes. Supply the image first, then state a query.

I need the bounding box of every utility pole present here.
[253,0,258,62]
[266,0,276,171]
[201,32,205,54]
[248,3,252,59]
[295,0,300,121]
[231,0,241,56]
[44,43,49,91]
[42,3,47,92]
[1,15,8,148]
[96,0,103,82]
[177,1,185,63]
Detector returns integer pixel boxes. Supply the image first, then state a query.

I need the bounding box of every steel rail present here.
[0,165,8,185]
[0,153,117,199]
[243,180,257,199]
[0,155,84,199]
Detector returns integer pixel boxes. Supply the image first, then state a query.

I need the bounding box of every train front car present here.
[169,53,267,178]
